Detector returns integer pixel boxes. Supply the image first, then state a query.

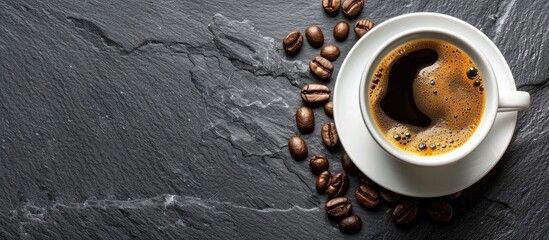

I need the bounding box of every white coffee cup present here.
[358,27,530,167]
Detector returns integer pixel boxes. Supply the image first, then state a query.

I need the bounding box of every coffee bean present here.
[326,172,349,198]
[379,187,401,204]
[282,31,303,54]
[295,106,314,134]
[358,172,376,186]
[320,44,340,61]
[322,0,341,15]
[355,184,380,208]
[325,197,352,219]
[342,0,364,18]
[333,21,350,41]
[340,152,358,174]
[321,122,339,149]
[354,19,375,38]
[309,56,334,79]
[324,101,333,118]
[288,136,308,161]
[392,202,417,225]
[316,171,331,193]
[310,155,330,175]
[428,201,453,222]
[305,25,324,48]
[339,215,362,234]
[301,84,331,104]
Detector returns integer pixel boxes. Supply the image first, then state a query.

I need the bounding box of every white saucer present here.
[333,13,518,197]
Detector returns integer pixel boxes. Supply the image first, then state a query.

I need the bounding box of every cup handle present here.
[498,91,530,112]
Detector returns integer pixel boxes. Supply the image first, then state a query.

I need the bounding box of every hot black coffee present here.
[368,39,485,156]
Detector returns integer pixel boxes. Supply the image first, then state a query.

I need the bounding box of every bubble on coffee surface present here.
[368,40,485,156]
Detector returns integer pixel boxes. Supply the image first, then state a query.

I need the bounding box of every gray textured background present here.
[1,0,548,239]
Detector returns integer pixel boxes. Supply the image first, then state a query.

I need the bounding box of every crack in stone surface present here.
[67,17,204,55]
[481,196,512,209]
[10,194,319,222]
[208,13,309,88]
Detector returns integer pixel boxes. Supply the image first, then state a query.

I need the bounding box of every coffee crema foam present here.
[369,39,485,156]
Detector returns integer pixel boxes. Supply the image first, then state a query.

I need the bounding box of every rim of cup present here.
[359,27,498,167]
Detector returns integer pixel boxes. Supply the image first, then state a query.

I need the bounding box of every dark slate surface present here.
[1,0,548,239]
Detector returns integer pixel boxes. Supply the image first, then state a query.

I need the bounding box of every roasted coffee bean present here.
[355,184,380,208]
[338,215,362,234]
[320,44,340,61]
[283,31,303,54]
[321,122,339,149]
[309,56,334,79]
[325,197,352,218]
[340,151,359,174]
[428,201,453,222]
[288,136,308,161]
[324,101,333,118]
[359,172,376,186]
[327,172,349,198]
[322,0,341,15]
[392,202,417,225]
[300,84,331,103]
[305,25,324,48]
[342,0,364,18]
[354,19,375,38]
[316,171,331,193]
[333,21,350,41]
[379,187,401,204]
[296,106,314,133]
[310,155,330,175]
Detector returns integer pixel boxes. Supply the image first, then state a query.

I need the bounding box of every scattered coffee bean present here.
[296,106,314,134]
[288,136,308,161]
[325,197,352,218]
[354,18,375,38]
[333,21,350,41]
[282,31,303,54]
[321,122,339,149]
[467,66,478,79]
[300,84,331,103]
[324,101,333,118]
[316,171,332,193]
[342,0,364,18]
[338,215,362,234]
[322,0,341,15]
[428,201,454,222]
[327,172,349,198]
[358,172,376,186]
[379,187,401,204]
[392,202,417,225]
[305,25,324,48]
[355,184,380,208]
[320,44,340,61]
[310,155,330,175]
[340,151,359,174]
[309,56,334,79]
